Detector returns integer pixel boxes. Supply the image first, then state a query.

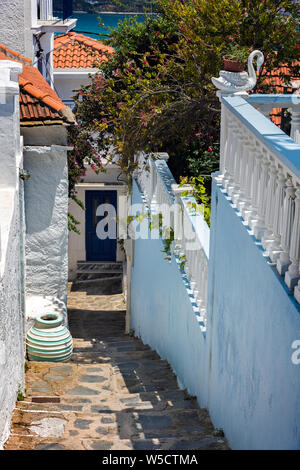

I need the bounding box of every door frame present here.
[85,189,118,262]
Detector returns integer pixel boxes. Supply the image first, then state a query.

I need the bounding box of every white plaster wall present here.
[0,60,25,448]
[0,0,34,60]
[54,75,92,105]
[68,187,86,279]
[23,145,69,315]
[0,190,25,448]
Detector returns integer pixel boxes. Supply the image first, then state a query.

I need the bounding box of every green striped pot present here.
[26,313,73,362]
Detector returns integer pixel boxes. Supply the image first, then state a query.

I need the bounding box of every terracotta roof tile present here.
[53,32,114,69]
[0,44,74,125]
[261,63,300,127]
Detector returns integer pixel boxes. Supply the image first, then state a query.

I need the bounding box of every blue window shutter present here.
[63,0,73,20]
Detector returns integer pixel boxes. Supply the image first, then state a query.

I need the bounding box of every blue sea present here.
[55,12,147,39]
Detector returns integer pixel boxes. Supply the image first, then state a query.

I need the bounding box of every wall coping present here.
[222,95,300,181]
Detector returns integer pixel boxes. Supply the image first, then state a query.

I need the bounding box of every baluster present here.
[285,186,300,290]
[227,122,239,197]
[261,159,277,251]
[231,128,243,205]
[224,121,237,194]
[240,137,256,222]
[291,106,300,145]
[247,145,262,229]
[236,134,251,213]
[253,152,269,240]
[277,177,295,275]
[268,168,286,262]
[215,106,228,184]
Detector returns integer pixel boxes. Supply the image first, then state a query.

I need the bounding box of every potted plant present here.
[222,44,250,72]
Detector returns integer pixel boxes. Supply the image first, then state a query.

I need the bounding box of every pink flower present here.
[195,130,201,136]
[208,147,213,152]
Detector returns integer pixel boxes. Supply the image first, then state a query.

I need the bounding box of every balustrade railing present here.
[248,94,300,144]
[135,152,209,325]
[218,94,300,304]
[38,0,53,20]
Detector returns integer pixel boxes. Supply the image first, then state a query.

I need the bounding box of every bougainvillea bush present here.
[68,0,299,229]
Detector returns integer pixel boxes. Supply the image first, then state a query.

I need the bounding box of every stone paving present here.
[5,282,228,450]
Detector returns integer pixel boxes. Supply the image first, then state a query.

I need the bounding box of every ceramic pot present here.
[223,57,245,72]
[26,313,73,362]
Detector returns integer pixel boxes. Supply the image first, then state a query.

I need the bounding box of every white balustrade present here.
[291,107,300,145]
[38,0,53,20]
[217,94,300,304]
[135,152,209,324]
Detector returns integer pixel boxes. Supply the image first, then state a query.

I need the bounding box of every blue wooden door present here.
[85,190,117,261]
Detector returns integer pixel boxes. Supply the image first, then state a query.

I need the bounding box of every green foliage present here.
[68,0,299,224]
[222,43,250,62]
[17,386,25,402]
[68,212,81,235]
[179,175,211,226]
[161,226,174,257]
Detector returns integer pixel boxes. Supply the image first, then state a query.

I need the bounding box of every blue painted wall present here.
[130,178,300,449]
[206,181,300,449]
[130,179,208,406]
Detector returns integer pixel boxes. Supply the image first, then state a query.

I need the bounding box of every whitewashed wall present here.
[23,144,69,316]
[0,0,34,60]
[0,61,25,448]
[54,73,93,107]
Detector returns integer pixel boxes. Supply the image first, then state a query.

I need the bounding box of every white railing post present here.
[253,151,269,240]
[227,122,240,197]
[247,146,263,229]
[277,177,295,275]
[261,159,277,251]
[285,185,300,290]
[291,106,300,144]
[268,168,286,262]
[172,185,190,252]
[240,137,256,222]
[39,0,53,20]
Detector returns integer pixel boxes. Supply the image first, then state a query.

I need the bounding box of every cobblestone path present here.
[5,283,228,450]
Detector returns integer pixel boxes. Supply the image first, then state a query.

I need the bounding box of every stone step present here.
[16,390,198,414]
[76,262,123,273]
[5,433,226,451]
[75,274,122,283]
[77,261,123,265]
[70,348,161,364]
[7,408,227,450]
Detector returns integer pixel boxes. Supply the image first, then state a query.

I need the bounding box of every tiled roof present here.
[53,32,114,69]
[0,44,74,126]
[263,64,300,127]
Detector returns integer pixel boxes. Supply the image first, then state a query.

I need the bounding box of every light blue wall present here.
[130,177,300,449]
[130,179,208,406]
[206,181,300,450]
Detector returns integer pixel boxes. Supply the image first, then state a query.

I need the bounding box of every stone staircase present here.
[4,284,228,451]
[75,261,123,283]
